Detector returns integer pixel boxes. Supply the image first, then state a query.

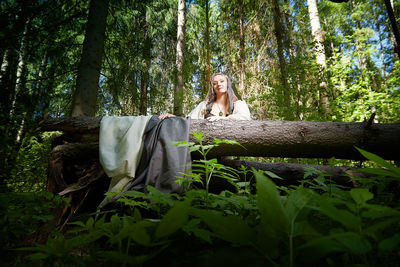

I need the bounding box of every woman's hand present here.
[158,113,176,120]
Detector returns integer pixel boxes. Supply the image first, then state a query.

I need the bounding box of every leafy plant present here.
[0,191,66,249]
[172,132,243,200]
[8,132,57,192]
[17,148,400,266]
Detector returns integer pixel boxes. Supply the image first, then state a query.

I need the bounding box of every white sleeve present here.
[187,101,207,119]
[227,100,251,120]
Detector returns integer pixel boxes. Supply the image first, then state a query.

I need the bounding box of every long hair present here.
[205,73,238,116]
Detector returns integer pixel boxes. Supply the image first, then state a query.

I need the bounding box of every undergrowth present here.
[2,135,400,266]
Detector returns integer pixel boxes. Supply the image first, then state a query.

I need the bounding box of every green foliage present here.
[8,132,56,192]
[0,191,66,249]
[172,132,242,198]
[13,148,400,266]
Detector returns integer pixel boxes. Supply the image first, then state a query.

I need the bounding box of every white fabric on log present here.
[99,116,152,193]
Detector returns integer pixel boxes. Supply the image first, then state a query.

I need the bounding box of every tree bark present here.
[174,0,186,116]
[205,0,211,98]
[71,0,109,117]
[37,117,400,160]
[384,0,400,57]
[271,0,290,117]
[307,0,330,116]
[219,159,368,186]
[140,22,151,115]
[238,0,245,94]
[9,17,30,120]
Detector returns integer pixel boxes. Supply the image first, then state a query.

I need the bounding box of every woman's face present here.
[212,74,228,95]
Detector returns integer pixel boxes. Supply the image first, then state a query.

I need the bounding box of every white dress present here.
[188,100,251,120]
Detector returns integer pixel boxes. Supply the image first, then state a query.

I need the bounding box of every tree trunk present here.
[140,22,151,115]
[37,117,400,160]
[174,0,186,116]
[384,0,400,57]
[9,17,30,120]
[238,0,245,94]
[205,0,211,98]
[219,159,369,186]
[1,48,18,120]
[71,0,109,117]
[307,0,330,116]
[271,0,290,117]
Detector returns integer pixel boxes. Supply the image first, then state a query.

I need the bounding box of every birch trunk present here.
[306,0,330,115]
[9,18,30,119]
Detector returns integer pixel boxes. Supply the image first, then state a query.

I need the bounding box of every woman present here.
[159,73,251,121]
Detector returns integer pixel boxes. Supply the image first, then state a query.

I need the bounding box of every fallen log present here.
[218,159,368,186]
[47,143,366,201]
[38,116,400,160]
[43,138,371,229]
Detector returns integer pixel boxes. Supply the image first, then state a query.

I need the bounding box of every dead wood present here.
[38,116,400,160]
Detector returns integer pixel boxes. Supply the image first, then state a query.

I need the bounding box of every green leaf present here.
[263,170,283,180]
[170,140,194,147]
[192,132,205,142]
[296,234,344,261]
[303,167,324,178]
[127,222,151,246]
[27,252,49,261]
[214,138,246,150]
[311,196,361,230]
[122,190,147,199]
[296,232,370,260]
[110,214,121,235]
[379,234,400,251]
[364,218,400,239]
[182,218,213,244]
[334,232,371,254]
[154,200,190,239]
[285,187,313,224]
[355,147,400,175]
[254,169,289,236]
[201,145,215,151]
[361,204,400,218]
[194,209,255,245]
[350,188,373,205]
[292,221,320,238]
[356,167,399,178]
[189,145,201,152]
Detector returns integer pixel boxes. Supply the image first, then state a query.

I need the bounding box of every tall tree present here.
[238,0,245,94]
[174,0,186,116]
[307,0,330,116]
[271,0,290,117]
[9,18,30,120]
[71,0,109,117]
[139,6,152,115]
[205,0,211,98]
